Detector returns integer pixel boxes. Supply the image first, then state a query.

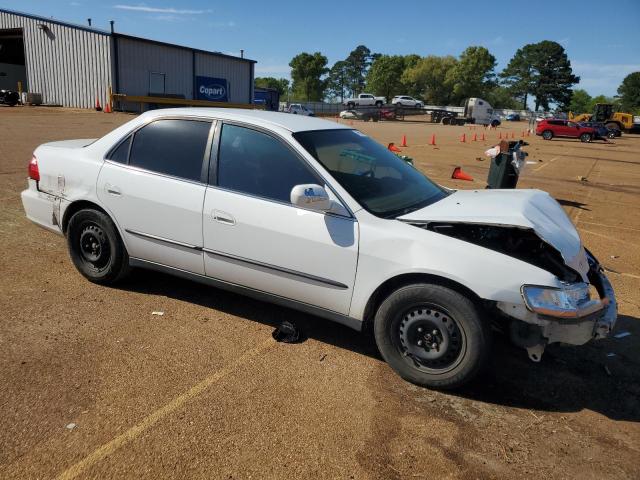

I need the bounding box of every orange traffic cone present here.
[388,142,402,153]
[95,95,102,111]
[104,101,112,113]
[451,166,474,181]
[460,133,466,143]
[521,131,525,138]
[429,134,436,146]
[400,135,408,147]
[481,133,485,141]
[472,133,477,141]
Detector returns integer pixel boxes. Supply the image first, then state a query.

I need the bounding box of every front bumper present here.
[499,253,618,361]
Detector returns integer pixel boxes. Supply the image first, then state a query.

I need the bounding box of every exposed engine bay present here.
[410,221,581,283]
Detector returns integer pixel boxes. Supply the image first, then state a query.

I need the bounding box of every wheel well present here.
[361,273,483,332]
[61,200,109,234]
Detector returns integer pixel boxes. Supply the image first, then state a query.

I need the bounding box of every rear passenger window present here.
[217,124,319,203]
[109,136,131,163]
[129,119,211,182]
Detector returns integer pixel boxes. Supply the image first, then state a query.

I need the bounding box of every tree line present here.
[255,42,640,113]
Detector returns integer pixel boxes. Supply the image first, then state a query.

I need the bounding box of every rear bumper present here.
[21,180,63,235]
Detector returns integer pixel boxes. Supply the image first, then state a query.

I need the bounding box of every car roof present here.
[137,108,350,133]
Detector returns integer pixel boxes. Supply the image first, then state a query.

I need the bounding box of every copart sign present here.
[196,76,228,102]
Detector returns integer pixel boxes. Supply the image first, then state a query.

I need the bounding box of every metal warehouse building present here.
[0,8,255,109]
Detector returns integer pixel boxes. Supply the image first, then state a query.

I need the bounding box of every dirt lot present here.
[1,107,639,479]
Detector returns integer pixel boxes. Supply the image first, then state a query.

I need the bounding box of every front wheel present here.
[67,209,130,285]
[347,102,355,109]
[580,133,592,143]
[542,130,553,140]
[374,284,491,389]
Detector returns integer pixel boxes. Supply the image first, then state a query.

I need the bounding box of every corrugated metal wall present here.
[0,10,112,108]
[195,53,253,103]
[115,37,193,98]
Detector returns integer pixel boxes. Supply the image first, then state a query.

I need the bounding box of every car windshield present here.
[293,129,449,218]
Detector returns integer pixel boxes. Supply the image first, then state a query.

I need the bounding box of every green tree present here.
[485,86,520,109]
[617,72,640,113]
[402,55,458,104]
[568,89,592,114]
[289,52,328,101]
[365,55,407,100]
[344,45,374,96]
[326,60,349,102]
[500,44,536,109]
[254,77,289,96]
[448,46,497,103]
[501,41,579,111]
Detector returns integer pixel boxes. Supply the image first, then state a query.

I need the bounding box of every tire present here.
[442,117,451,125]
[375,101,383,108]
[67,209,130,285]
[607,131,616,139]
[542,130,553,140]
[491,120,500,128]
[347,102,355,109]
[580,133,592,143]
[373,283,491,389]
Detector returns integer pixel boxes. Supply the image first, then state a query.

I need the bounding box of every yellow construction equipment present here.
[569,104,635,132]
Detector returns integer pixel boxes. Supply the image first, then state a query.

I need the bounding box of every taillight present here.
[28,155,40,182]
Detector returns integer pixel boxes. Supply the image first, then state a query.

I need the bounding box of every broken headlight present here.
[521,283,603,319]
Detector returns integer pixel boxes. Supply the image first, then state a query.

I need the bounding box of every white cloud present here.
[113,4,210,14]
[209,20,236,28]
[573,62,640,94]
[255,64,290,76]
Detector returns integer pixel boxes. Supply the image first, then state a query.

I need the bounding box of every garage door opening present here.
[0,28,27,91]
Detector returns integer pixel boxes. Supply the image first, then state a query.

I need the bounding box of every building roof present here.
[139,108,351,133]
[0,7,255,63]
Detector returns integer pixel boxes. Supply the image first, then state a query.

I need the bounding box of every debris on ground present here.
[151,311,164,316]
[578,176,588,182]
[614,331,631,338]
[65,423,76,430]
[272,321,303,343]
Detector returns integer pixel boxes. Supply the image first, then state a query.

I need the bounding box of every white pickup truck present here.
[343,93,386,108]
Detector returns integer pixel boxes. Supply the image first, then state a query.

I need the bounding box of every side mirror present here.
[290,184,332,212]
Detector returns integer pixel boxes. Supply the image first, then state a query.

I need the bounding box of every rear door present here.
[97,118,214,274]
[202,122,358,315]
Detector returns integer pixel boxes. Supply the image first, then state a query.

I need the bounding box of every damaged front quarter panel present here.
[403,220,617,362]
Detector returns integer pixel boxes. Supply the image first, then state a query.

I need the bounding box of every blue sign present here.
[196,76,228,102]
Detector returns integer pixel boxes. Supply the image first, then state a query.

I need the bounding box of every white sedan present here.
[392,95,423,108]
[22,108,617,389]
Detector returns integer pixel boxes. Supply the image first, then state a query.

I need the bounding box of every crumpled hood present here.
[399,189,589,278]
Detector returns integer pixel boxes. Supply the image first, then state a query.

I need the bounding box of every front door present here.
[202,123,358,315]
[97,118,214,274]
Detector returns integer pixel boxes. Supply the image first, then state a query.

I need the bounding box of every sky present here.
[4,0,640,97]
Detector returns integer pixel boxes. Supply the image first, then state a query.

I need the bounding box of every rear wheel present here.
[375,101,383,108]
[347,102,355,109]
[374,284,490,389]
[580,133,592,143]
[542,130,553,140]
[67,209,130,285]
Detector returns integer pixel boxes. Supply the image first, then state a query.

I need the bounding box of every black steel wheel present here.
[374,283,490,389]
[67,209,130,284]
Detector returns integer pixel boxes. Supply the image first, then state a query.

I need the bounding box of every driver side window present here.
[216,124,320,204]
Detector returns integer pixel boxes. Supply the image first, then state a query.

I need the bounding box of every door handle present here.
[105,183,121,196]
[212,209,235,225]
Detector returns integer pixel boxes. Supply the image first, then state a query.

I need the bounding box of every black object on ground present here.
[272,321,303,343]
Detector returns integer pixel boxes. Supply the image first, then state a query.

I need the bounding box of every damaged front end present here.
[410,221,618,361]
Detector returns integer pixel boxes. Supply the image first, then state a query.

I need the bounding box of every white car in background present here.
[21,109,617,389]
[392,96,423,108]
[286,104,314,116]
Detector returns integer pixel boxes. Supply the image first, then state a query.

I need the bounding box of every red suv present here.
[536,119,595,142]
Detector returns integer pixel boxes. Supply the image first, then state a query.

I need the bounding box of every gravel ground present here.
[1,107,639,479]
